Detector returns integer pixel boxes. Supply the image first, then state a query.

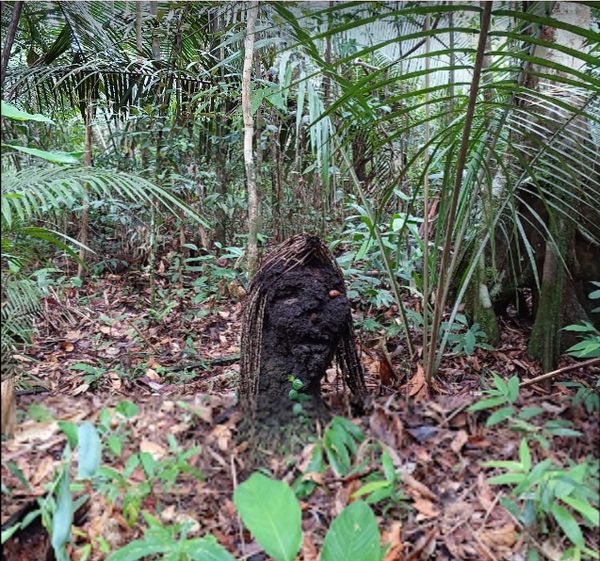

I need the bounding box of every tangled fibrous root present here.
[239,233,368,417]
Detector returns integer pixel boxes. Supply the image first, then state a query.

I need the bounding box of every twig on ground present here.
[520,358,600,388]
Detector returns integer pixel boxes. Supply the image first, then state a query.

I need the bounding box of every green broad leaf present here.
[518,407,544,420]
[519,439,532,472]
[107,538,168,561]
[381,449,396,482]
[463,329,476,355]
[233,472,302,561]
[561,496,600,526]
[351,480,392,499]
[486,406,515,426]
[321,501,383,561]
[2,144,80,164]
[58,421,79,449]
[251,88,267,115]
[324,417,365,477]
[116,400,139,419]
[77,422,101,479]
[1,101,54,123]
[107,435,123,458]
[484,460,524,470]
[562,322,596,333]
[468,396,507,412]
[51,470,73,560]
[1,524,20,544]
[507,376,520,403]
[488,473,527,485]
[514,459,554,495]
[183,535,237,561]
[550,502,584,547]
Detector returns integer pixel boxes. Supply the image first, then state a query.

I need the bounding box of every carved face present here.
[266,265,349,351]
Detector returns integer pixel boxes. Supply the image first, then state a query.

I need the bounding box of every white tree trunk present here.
[242,2,259,276]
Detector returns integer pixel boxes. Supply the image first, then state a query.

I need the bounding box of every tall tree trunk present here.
[77,99,93,279]
[149,1,161,61]
[1,1,23,89]
[527,3,593,371]
[242,1,259,276]
[135,1,143,61]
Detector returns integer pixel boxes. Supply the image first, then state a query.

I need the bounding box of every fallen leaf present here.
[407,363,428,399]
[109,371,122,390]
[32,456,56,486]
[481,524,516,548]
[450,430,469,454]
[413,498,440,518]
[301,535,319,561]
[140,439,167,460]
[72,383,90,396]
[383,521,404,561]
[145,368,161,382]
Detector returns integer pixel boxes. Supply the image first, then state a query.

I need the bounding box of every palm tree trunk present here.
[1,1,23,89]
[242,1,259,276]
[77,100,93,279]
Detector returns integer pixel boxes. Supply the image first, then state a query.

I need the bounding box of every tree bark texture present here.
[1,1,23,89]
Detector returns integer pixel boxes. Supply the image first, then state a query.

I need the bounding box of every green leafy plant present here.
[323,416,365,477]
[485,440,599,560]
[1,421,102,561]
[107,512,235,561]
[442,314,493,356]
[562,321,600,359]
[287,376,310,418]
[235,471,386,561]
[469,374,583,447]
[468,373,520,426]
[351,447,407,511]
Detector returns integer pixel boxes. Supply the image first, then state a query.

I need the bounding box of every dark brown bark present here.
[1,1,24,89]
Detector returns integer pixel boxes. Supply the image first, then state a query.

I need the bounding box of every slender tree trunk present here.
[149,1,161,61]
[77,100,93,279]
[242,1,259,276]
[424,2,492,384]
[421,15,431,375]
[1,1,23,89]
[135,1,143,61]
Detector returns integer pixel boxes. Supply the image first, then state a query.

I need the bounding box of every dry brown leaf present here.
[383,521,404,561]
[450,430,469,454]
[1,379,16,437]
[32,456,56,486]
[413,498,440,518]
[407,363,428,399]
[301,534,319,561]
[477,472,495,511]
[210,425,232,451]
[15,421,59,443]
[481,524,517,548]
[145,368,161,382]
[109,371,122,390]
[403,473,437,501]
[140,439,167,460]
[72,382,90,396]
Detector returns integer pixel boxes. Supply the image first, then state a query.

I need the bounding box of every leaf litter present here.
[1,272,598,560]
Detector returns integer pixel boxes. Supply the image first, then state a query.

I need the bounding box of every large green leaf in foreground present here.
[233,472,302,561]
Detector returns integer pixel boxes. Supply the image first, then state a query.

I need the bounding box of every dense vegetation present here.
[1,2,599,561]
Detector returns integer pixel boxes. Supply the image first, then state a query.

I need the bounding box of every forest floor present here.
[1,270,599,561]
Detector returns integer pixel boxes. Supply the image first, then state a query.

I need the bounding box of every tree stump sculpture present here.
[239,234,368,436]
